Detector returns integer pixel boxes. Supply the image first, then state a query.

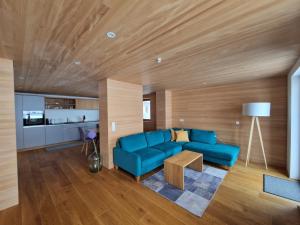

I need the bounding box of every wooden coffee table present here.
[164,150,203,190]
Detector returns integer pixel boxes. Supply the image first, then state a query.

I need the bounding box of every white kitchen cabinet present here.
[23,126,46,148]
[45,125,64,145]
[63,124,82,142]
[23,95,45,111]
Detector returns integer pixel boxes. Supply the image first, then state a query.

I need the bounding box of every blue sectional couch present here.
[113,129,240,179]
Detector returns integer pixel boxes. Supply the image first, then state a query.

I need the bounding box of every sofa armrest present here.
[113,147,142,176]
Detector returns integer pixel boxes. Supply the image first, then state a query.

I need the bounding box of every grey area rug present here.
[142,165,227,217]
[263,175,300,202]
[46,142,82,152]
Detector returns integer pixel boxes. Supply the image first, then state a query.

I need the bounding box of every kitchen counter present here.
[45,121,99,126]
[23,121,99,128]
[22,121,99,149]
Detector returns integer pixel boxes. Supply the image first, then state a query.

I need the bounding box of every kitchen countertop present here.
[23,121,99,128]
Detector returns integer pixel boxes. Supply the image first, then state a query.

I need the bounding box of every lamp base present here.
[245,116,268,170]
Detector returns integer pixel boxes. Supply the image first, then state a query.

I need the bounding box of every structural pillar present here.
[99,79,143,169]
[0,58,18,210]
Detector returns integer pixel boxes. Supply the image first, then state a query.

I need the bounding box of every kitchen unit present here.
[15,93,99,150]
[23,126,46,148]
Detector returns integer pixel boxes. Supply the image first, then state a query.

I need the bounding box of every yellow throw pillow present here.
[175,130,189,142]
[171,129,176,141]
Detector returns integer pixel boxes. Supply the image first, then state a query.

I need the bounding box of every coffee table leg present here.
[178,166,184,190]
[188,156,203,172]
[165,162,185,190]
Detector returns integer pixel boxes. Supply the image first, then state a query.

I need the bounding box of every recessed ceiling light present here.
[202,82,207,85]
[73,59,81,65]
[156,57,162,64]
[19,76,25,80]
[106,31,116,39]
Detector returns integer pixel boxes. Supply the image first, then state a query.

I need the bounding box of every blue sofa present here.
[113,129,240,180]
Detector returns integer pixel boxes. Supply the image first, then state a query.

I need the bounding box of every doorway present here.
[143,93,156,131]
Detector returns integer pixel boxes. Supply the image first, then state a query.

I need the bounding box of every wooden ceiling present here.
[1,0,300,97]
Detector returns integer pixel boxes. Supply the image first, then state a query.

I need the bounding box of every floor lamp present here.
[243,102,271,170]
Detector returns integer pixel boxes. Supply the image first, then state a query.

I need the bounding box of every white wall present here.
[287,59,300,180]
[45,109,99,124]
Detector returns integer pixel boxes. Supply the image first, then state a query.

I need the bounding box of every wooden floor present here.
[0,147,299,225]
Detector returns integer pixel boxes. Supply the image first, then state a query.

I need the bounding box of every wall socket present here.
[112,121,116,132]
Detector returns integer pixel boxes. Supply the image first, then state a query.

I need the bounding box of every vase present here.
[88,150,102,173]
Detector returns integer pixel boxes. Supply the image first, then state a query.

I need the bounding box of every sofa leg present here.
[223,166,231,171]
[115,165,119,170]
[135,176,140,182]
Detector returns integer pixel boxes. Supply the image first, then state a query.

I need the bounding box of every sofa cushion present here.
[183,142,239,161]
[153,141,182,157]
[145,130,164,147]
[162,129,172,142]
[175,130,190,142]
[173,128,191,137]
[176,141,188,146]
[190,129,217,144]
[119,133,147,152]
[171,129,176,141]
[133,148,165,168]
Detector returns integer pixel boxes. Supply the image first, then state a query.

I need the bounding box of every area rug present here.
[263,175,300,202]
[46,141,82,152]
[142,165,227,217]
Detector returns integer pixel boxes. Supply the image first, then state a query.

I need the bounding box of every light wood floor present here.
[0,147,299,225]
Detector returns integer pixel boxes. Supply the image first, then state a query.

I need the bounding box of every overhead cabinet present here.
[45,98,76,109]
[75,99,99,109]
[23,95,45,111]
[45,97,98,110]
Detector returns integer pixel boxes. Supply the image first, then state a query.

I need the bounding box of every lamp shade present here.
[242,102,271,117]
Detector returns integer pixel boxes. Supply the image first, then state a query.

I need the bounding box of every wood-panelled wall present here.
[0,58,18,210]
[172,76,287,168]
[99,79,143,169]
[156,90,172,129]
[143,93,156,132]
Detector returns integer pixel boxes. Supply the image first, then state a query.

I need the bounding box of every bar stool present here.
[79,127,95,156]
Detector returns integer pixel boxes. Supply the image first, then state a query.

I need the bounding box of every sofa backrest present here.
[190,129,217,144]
[145,130,165,147]
[119,133,148,152]
[162,129,172,142]
[173,128,192,137]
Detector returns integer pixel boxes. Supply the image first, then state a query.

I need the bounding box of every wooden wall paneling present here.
[99,79,143,169]
[143,93,156,132]
[99,79,109,169]
[172,76,287,168]
[165,90,173,129]
[156,90,172,129]
[0,58,19,210]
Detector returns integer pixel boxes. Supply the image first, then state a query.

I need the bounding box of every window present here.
[143,100,151,120]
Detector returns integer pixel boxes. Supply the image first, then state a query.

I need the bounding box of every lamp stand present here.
[245,116,268,170]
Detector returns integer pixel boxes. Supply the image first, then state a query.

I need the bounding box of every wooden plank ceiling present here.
[1,0,300,97]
